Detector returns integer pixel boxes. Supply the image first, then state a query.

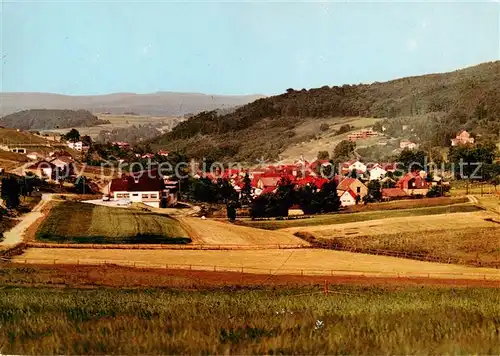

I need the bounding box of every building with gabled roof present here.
[337,177,368,199]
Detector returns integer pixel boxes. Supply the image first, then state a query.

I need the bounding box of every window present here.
[132,193,139,197]
[142,194,149,198]
[356,187,361,193]
[150,194,158,199]
[123,193,130,198]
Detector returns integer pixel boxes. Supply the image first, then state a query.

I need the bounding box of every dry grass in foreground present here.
[0,285,499,354]
[1,264,499,289]
[13,248,500,280]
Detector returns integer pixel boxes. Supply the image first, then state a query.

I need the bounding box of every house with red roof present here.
[382,188,409,201]
[396,171,430,196]
[451,130,475,146]
[337,177,368,200]
[108,173,165,208]
[26,160,57,180]
[338,189,358,206]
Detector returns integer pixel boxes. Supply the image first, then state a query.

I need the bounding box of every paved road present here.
[1,194,52,248]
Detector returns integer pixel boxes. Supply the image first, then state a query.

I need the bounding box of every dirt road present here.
[1,194,52,247]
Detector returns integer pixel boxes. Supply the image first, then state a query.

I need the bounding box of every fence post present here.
[301,270,303,276]
[241,267,244,274]
[189,264,192,270]
[53,259,56,265]
[214,265,216,272]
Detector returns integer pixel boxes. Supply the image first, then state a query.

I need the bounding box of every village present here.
[1,126,469,216]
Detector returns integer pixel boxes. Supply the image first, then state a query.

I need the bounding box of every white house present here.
[347,160,367,174]
[400,140,418,150]
[368,164,387,181]
[338,189,358,207]
[108,174,164,208]
[67,141,88,151]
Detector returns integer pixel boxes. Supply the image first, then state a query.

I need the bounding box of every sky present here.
[1,0,499,96]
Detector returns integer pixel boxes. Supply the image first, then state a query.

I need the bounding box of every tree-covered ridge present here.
[0,109,111,130]
[152,61,500,161]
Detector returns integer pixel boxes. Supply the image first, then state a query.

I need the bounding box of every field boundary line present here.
[13,258,500,281]
[24,242,308,250]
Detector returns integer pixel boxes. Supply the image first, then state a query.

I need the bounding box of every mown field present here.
[241,203,481,230]
[0,286,499,354]
[36,202,190,244]
[15,248,500,280]
[299,226,500,268]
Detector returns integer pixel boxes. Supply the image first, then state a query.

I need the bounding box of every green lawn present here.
[240,204,482,230]
[36,202,190,244]
[0,286,499,354]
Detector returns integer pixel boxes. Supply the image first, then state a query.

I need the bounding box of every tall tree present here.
[332,140,356,163]
[1,175,21,209]
[63,129,81,143]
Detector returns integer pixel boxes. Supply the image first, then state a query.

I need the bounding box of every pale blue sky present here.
[1,1,499,95]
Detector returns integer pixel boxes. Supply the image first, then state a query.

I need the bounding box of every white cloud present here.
[406,39,418,52]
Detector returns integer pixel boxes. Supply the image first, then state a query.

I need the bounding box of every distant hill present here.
[150,61,500,162]
[0,92,265,117]
[0,109,110,131]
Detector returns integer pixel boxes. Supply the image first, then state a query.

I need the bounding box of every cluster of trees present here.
[1,174,44,209]
[0,109,110,131]
[96,124,164,144]
[448,142,499,180]
[250,177,341,218]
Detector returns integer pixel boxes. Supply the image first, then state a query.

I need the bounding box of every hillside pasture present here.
[35,201,190,244]
[280,116,383,161]
[48,114,176,139]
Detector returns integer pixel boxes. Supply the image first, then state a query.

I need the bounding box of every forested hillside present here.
[0,109,110,130]
[151,61,500,162]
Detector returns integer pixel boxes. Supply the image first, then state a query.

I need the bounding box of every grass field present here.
[179,217,307,246]
[241,203,481,230]
[1,285,499,354]
[283,211,498,238]
[14,248,500,279]
[48,114,176,138]
[36,201,190,244]
[303,226,500,268]
[476,195,500,214]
